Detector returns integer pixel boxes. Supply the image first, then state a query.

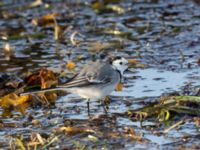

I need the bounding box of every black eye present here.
[119,62,123,65]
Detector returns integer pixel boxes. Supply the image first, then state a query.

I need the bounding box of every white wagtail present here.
[21,56,128,114]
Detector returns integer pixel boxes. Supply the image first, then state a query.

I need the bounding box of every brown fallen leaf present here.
[32,119,41,126]
[39,92,57,105]
[123,126,142,140]
[55,126,95,135]
[193,117,200,127]
[31,13,59,26]
[24,68,58,105]
[88,41,109,53]
[25,68,57,89]
[197,58,200,66]
[106,132,121,139]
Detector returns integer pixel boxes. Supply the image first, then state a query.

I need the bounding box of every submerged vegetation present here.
[0,0,200,149]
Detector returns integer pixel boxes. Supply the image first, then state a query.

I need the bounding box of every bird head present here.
[111,56,128,76]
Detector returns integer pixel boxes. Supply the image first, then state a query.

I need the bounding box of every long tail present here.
[20,87,63,96]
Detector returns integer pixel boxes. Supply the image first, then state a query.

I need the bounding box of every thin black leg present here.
[87,99,90,115]
[100,99,108,114]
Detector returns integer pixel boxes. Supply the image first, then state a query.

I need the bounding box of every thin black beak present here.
[123,67,130,74]
[124,68,132,74]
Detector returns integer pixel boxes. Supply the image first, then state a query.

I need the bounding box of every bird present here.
[20,56,129,114]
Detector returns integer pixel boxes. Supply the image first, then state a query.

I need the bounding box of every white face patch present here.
[112,57,128,75]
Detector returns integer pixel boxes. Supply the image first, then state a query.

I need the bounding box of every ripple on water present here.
[113,68,200,98]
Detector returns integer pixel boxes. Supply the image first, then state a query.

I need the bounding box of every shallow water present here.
[117,68,200,97]
[1,0,200,149]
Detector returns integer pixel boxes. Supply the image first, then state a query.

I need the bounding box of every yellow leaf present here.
[66,61,76,70]
[16,138,26,150]
[2,108,12,117]
[0,93,30,116]
[60,127,82,134]
[14,95,29,106]
[17,102,29,115]
[0,93,29,107]
[128,59,138,65]
[115,82,123,91]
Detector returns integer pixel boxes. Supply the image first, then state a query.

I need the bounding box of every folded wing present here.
[57,62,112,88]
